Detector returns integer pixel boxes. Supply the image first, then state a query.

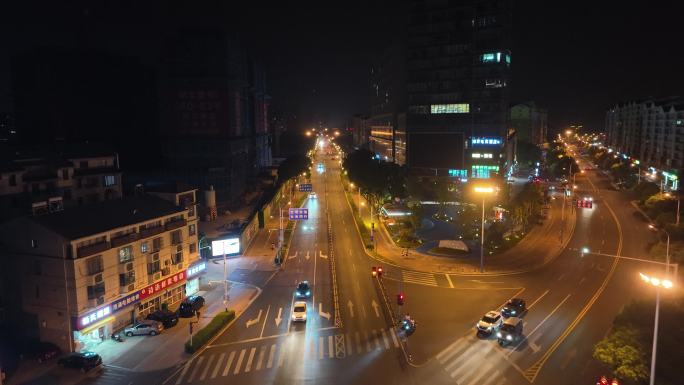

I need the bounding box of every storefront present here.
[137,270,187,318]
[185,260,207,296]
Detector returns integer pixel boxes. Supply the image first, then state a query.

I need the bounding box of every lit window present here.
[430,104,470,114]
[481,53,497,62]
[104,175,116,186]
[472,153,482,158]
[485,79,506,88]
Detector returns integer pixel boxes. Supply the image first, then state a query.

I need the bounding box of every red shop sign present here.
[139,270,186,300]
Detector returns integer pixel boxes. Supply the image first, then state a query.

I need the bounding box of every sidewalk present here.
[364,190,576,275]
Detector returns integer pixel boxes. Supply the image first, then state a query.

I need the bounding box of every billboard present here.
[212,238,240,256]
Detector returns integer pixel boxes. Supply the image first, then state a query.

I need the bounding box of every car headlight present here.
[511,310,516,314]
[506,335,512,341]
[296,291,301,296]
[487,326,492,330]
[306,291,311,296]
[496,332,502,338]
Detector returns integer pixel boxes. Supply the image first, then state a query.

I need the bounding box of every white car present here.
[476,310,503,335]
[309,192,317,199]
[291,301,307,322]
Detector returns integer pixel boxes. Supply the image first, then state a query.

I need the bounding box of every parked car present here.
[124,320,163,336]
[57,351,102,372]
[146,310,179,328]
[27,341,61,363]
[179,295,205,317]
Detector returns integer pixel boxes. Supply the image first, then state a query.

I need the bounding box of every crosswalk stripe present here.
[187,356,204,383]
[402,270,438,286]
[222,351,236,376]
[210,353,225,379]
[364,331,371,352]
[199,354,214,381]
[373,330,382,350]
[328,335,334,357]
[319,337,324,359]
[355,332,363,354]
[437,338,469,364]
[436,337,466,362]
[267,344,275,368]
[277,344,286,367]
[465,362,494,385]
[450,343,493,378]
[345,333,353,356]
[244,347,256,372]
[233,349,246,375]
[175,359,192,385]
[390,328,400,348]
[381,329,390,349]
[256,346,266,371]
[480,370,501,385]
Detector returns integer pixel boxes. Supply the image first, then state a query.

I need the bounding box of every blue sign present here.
[448,169,468,179]
[299,183,313,192]
[471,137,502,146]
[111,292,141,314]
[289,208,309,220]
[188,261,207,277]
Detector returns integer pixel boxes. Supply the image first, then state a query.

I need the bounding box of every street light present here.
[474,186,495,273]
[640,271,674,385]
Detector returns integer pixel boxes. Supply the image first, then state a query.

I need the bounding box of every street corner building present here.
[0,191,202,353]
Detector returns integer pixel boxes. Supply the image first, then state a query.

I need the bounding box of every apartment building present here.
[0,149,122,220]
[0,194,200,353]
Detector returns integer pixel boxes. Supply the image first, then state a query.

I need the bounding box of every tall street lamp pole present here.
[474,186,494,273]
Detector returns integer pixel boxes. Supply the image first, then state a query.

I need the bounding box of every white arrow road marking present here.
[246,309,263,328]
[288,251,298,260]
[347,300,355,318]
[529,337,541,353]
[319,303,331,320]
[319,251,328,259]
[305,251,310,260]
[275,307,283,327]
[371,300,380,317]
[468,279,505,284]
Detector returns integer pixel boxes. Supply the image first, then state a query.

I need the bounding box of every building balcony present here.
[111,232,140,248]
[77,241,111,258]
[140,226,164,240]
[165,218,187,231]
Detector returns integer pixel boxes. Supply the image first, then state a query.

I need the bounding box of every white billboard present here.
[212,238,240,256]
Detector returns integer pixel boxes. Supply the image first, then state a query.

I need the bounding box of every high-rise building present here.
[605,98,684,185]
[158,30,271,203]
[510,102,548,145]
[368,0,513,178]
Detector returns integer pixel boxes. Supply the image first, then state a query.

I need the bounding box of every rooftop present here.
[31,195,185,240]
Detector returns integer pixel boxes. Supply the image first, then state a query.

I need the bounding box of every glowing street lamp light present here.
[474,186,495,272]
[639,271,674,385]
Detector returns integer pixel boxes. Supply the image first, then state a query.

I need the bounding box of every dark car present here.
[295,281,311,298]
[57,351,102,372]
[27,341,61,363]
[501,298,526,318]
[146,310,179,328]
[178,295,205,317]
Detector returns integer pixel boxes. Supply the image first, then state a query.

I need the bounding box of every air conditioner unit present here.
[96,296,105,306]
[161,267,170,276]
[127,284,135,292]
[92,273,103,285]
[126,262,134,272]
[153,272,161,281]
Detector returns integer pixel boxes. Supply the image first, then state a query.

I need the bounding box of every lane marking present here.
[480,370,502,385]
[328,335,334,358]
[277,343,286,367]
[210,353,225,379]
[187,356,203,383]
[371,300,380,317]
[233,349,245,375]
[267,344,275,368]
[390,328,400,348]
[222,351,235,376]
[381,329,391,349]
[198,354,214,381]
[465,361,494,385]
[174,357,193,385]
[275,307,283,327]
[355,332,363,354]
[347,300,355,318]
[246,309,263,328]
[445,274,454,288]
[259,305,270,337]
[373,330,382,350]
[319,337,324,359]
[364,331,371,352]
[522,294,572,346]
[244,347,256,372]
[527,289,549,310]
[345,333,353,356]
[255,346,266,371]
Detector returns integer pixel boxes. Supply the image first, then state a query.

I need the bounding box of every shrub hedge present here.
[184,310,236,353]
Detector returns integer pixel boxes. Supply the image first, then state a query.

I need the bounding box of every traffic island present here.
[184,310,236,353]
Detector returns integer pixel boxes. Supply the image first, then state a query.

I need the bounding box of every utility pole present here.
[223,250,228,312]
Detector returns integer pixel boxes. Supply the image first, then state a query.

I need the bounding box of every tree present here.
[634,181,660,202]
[593,326,649,382]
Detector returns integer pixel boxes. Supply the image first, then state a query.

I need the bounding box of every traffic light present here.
[397,293,404,306]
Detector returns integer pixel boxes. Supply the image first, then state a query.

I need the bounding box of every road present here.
[81,139,659,385]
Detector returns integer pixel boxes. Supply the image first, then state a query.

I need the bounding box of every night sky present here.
[1,0,683,134]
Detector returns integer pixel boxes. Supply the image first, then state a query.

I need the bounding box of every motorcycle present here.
[111,333,124,342]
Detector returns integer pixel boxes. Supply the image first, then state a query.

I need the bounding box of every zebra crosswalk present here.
[174,328,401,384]
[435,335,509,385]
[80,366,130,385]
[402,270,438,286]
